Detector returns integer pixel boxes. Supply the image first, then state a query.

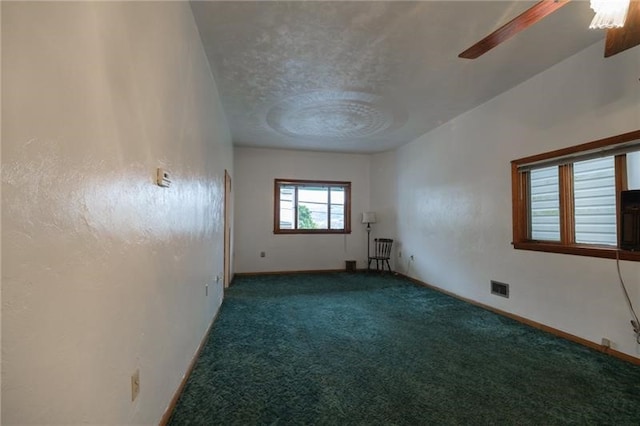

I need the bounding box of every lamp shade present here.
[362,212,377,224]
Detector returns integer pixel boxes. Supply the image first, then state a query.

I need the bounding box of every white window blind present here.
[530,166,560,241]
[573,157,617,245]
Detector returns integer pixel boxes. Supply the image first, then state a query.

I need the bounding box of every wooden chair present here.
[368,238,393,272]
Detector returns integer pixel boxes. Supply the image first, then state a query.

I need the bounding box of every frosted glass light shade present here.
[589,0,630,29]
[362,212,376,224]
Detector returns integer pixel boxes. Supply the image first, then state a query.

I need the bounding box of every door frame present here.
[223,170,232,288]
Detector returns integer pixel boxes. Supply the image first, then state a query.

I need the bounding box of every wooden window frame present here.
[511,130,640,262]
[274,179,352,235]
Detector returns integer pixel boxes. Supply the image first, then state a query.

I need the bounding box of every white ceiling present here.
[191,1,603,153]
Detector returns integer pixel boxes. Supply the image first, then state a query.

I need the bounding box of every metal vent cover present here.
[491,280,509,298]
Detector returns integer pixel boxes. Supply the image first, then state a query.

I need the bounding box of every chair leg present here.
[385,259,391,272]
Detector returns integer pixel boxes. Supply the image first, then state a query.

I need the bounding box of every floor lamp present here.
[362,212,376,270]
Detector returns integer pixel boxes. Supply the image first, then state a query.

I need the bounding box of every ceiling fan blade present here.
[604,0,640,57]
[459,0,571,59]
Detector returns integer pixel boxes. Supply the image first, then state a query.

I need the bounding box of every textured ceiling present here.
[191,1,603,153]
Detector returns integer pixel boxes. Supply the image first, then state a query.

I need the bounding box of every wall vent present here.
[491,280,509,298]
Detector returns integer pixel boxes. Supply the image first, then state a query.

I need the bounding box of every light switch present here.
[156,168,171,188]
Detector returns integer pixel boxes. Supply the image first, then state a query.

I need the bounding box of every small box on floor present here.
[345,260,356,273]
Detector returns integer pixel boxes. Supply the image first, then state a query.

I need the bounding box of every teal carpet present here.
[168,273,640,425]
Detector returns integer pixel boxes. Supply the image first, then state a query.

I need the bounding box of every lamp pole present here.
[366,222,371,271]
[362,212,376,271]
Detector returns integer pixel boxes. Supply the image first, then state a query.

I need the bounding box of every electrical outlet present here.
[601,338,611,348]
[131,369,140,402]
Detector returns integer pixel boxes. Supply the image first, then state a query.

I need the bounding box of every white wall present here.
[234,147,372,272]
[1,3,3,422]
[371,41,640,358]
[370,151,399,270]
[2,2,232,424]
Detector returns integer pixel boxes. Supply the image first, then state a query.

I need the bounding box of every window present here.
[511,130,640,261]
[529,165,560,241]
[274,179,351,234]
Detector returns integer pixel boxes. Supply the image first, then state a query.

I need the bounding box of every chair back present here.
[374,238,393,259]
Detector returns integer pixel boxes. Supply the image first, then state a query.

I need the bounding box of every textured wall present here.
[369,151,398,270]
[234,148,371,273]
[376,41,640,358]
[2,2,232,424]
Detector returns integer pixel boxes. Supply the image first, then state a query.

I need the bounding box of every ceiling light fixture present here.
[589,0,631,29]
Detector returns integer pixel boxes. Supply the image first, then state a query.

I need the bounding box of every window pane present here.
[298,186,328,229]
[573,157,616,246]
[530,166,560,241]
[274,179,351,234]
[330,187,345,229]
[279,186,295,229]
[628,151,640,190]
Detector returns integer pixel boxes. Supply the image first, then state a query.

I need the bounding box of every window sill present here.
[274,229,351,235]
[513,241,640,262]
